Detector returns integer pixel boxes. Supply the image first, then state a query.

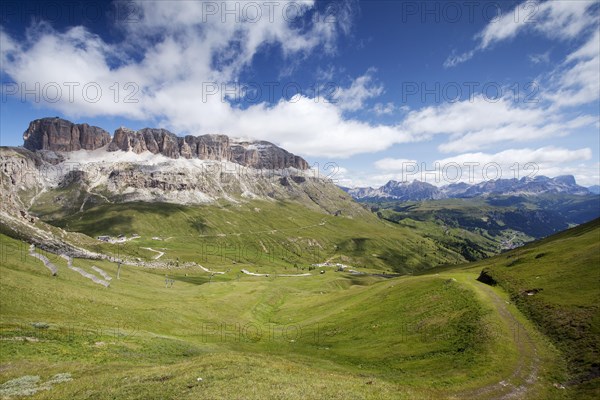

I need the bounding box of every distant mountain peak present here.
[553,175,577,185]
[343,175,593,201]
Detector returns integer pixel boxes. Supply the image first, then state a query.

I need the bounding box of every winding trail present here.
[241,269,270,277]
[454,279,540,400]
[241,269,311,277]
[196,264,225,275]
[141,247,165,260]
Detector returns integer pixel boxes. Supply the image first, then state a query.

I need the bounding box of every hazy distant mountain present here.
[342,180,443,201]
[344,175,593,201]
[588,185,600,194]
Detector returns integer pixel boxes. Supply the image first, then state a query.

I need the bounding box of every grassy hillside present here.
[0,232,567,399]
[34,200,476,274]
[454,218,600,398]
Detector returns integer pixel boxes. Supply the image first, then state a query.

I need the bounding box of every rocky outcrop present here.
[107,128,309,170]
[23,117,111,152]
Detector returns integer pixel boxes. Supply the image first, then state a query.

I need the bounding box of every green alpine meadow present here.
[1,1,599,399]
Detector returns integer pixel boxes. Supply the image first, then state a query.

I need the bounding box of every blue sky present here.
[1,0,599,187]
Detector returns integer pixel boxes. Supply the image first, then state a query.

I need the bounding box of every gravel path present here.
[197,264,225,274]
[241,269,269,277]
[141,247,165,260]
[455,281,540,400]
[241,269,311,277]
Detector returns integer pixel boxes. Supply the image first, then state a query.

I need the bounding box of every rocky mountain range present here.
[23,117,308,170]
[1,117,364,254]
[343,175,595,202]
[3,118,351,210]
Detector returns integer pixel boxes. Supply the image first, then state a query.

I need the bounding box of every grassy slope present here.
[38,200,472,274]
[449,218,600,398]
[0,231,566,399]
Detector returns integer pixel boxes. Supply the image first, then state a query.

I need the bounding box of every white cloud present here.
[1,0,409,158]
[435,146,592,167]
[438,1,598,160]
[373,102,395,116]
[445,0,597,68]
[397,94,593,153]
[437,114,596,153]
[1,0,435,159]
[545,29,600,109]
[435,147,597,185]
[315,65,336,81]
[221,96,413,158]
[374,158,417,171]
[331,69,383,112]
[443,49,476,68]
[528,51,550,64]
[364,147,597,187]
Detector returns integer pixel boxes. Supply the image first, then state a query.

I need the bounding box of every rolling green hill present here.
[0,230,569,399]
[451,218,600,398]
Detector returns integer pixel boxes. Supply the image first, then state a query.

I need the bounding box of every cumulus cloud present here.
[222,96,413,158]
[395,93,596,153]
[435,146,592,167]
[1,0,420,158]
[1,0,403,157]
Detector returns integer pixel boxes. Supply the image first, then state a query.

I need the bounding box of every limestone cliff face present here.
[23,117,111,152]
[106,128,309,170]
[24,117,309,170]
